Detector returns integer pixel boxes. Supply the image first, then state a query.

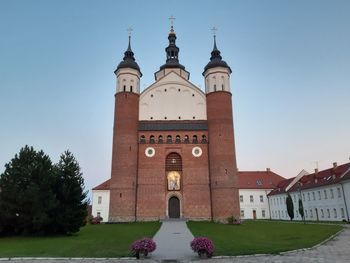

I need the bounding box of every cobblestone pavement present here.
[1,227,349,263]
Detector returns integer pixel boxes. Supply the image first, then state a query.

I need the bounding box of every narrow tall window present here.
[130,86,133,92]
[240,195,243,202]
[150,135,155,144]
[330,188,334,199]
[98,196,102,204]
[337,188,341,198]
[250,195,254,203]
[260,195,264,203]
[324,189,328,199]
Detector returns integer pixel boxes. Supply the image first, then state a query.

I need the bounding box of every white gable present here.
[139,71,207,121]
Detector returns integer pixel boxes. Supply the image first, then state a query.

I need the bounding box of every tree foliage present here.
[286,193,294,221]
[298,198,304,220]
[0,146,88,236]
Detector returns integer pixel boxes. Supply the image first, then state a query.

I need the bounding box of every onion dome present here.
[203,34,231,75]
[159,26,186,71]
[115,35,142,76]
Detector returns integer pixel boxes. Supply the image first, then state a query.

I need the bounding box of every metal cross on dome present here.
[211,26,218,36]
[127,26,133,37]
[169,15,176,26]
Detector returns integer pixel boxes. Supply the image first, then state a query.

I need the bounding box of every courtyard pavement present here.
[1,223,349,263]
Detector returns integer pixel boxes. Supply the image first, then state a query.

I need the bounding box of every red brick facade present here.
[108,91,239,222]
[109,92,139,221]
[206,91,240,220]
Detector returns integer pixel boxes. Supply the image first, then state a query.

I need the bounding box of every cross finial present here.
[169,15,176,26]
[169,15,176,31]
[127,26,133,37]
[211,26,218,37]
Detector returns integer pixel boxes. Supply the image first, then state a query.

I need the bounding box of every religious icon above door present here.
[167,171,181,191]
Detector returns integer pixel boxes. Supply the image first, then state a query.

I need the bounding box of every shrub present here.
[130,237,156,258]
[190,237,215,258]
[227,216,241,225]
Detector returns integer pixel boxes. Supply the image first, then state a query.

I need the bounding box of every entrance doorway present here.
[253,210,257,220]
[168,196,180,218]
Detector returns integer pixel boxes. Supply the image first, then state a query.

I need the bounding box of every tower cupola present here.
[203,29,232,94]
[114,29,142,94]
[203,33,232,75]
[155,17,190,81]
[115,35,142,76]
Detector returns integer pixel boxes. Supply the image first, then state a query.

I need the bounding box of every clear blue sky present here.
[1,0,349,195]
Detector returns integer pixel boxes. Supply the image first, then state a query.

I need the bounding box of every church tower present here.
[203,33,240,221]
[109,34,142,222]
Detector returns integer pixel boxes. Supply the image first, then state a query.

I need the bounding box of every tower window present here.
[184,135,189,144]
[150,135,155,144]
[222,84,224,90]
[201,135,207,143]
[178,116,181,119]
[192,94,195,97]
[151,94,153,98]
[164,89,167,92]
[164,116,167,120]
[175,135,181,144]
[192,135,198,144]
[130,86,133,92]
[214,84,216,91]
[167,135,172,144]
[123,85,126,92]
[140,135,146,144]
[158,135,163,144]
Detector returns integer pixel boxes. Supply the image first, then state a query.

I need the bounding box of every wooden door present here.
[168,196,180,218]
[253,210,257,220]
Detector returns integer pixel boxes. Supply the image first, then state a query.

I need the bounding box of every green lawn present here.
[0,222,161,258]
[187,220,343,256]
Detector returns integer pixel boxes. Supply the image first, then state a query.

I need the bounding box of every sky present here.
[1,0,349,197]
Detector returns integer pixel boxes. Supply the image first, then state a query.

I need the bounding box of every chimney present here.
[333,162,337,169]
[266,168,271,172]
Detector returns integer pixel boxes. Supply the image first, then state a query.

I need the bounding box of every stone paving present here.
[1,225,349,263]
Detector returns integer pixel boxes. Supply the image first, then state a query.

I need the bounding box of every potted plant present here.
[130,237,156,259]
[190,237,214,258]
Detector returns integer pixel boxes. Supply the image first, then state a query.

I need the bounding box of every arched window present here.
[140,135,146,144]
[192,135,198,144]
[184,135,189,144]
[166,153,182,191]
[150,135,155,144]
[130,86,133,92]
[167,135,172,144]
[158,135,163,144]
[213,84,216,91]
[201,135,207,143]
[123,85,126,92]
[175,135,181,144]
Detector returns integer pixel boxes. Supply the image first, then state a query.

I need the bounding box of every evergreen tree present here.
[286,193,294,221]
[298,198,304,221]
[0,146,57,235]
[0,146,88,236]
[53,151,88,234]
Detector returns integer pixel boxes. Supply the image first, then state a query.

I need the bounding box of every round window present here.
[145,147,155,157]
[192,146,202,157]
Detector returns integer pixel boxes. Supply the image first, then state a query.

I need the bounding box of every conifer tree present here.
[0,146,57,235]
[298,198,304,221]
[53,151,88,234]
[286,193,294,221]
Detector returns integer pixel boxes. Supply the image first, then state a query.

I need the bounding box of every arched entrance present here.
[168,196,180,218]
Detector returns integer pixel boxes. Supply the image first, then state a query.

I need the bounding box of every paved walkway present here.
[2,224,349,263]
[151,220,197,260]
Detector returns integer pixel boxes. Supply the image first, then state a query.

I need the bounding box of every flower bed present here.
[130,237,156,259]
[190,237,214,258]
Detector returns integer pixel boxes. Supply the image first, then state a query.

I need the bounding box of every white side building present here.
[269,162,350,222]
[91,179,110,222]
[238,169,285,220]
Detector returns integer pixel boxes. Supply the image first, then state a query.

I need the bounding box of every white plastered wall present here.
[92,190,110,222]
[139,71,207,121]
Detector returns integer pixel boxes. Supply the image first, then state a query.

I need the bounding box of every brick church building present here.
[92,25,240,222]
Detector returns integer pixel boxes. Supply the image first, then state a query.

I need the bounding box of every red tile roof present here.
[238,170,286,189]
[268,162,350,196]
[92,179,111,190]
